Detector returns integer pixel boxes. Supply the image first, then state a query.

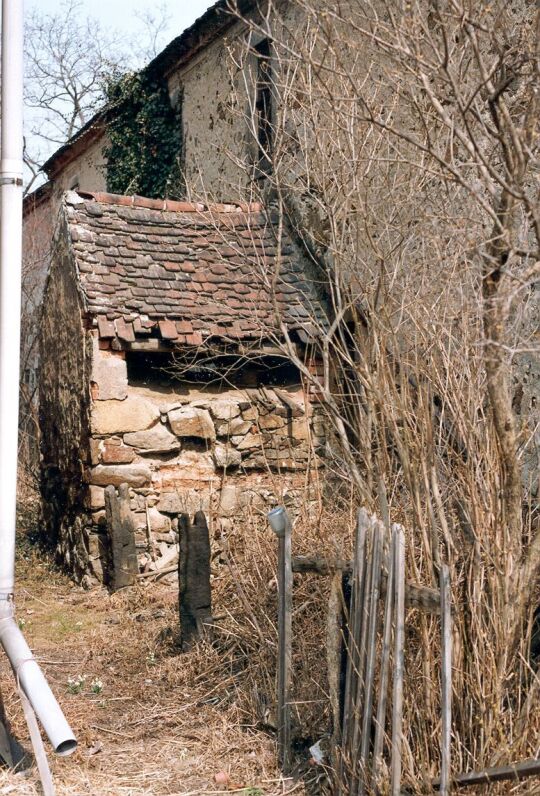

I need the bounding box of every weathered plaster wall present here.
[39,222,93,582]
[49,132,109,201]
[165,2,313,200]
[168,18,256,199]
[20,190,56,465]
[22,190,54,376]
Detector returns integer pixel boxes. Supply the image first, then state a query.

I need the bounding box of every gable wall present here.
[39,221,93,582]
[49,133,109,199]
[167,16,255,200]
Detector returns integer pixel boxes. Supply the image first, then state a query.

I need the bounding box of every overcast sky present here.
[26,0,216,49]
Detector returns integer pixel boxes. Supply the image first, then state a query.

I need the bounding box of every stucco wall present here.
[22,190,54,380]
[168,14,270,200]
[50,133,109,199]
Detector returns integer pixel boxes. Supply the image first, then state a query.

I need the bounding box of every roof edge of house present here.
[67,189,263,215]
[144,0,255,80]
[23,180,54,216]
[42,110,108,179]
[42,0,256,180]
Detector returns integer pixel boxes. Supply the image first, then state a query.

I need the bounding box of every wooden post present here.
[391,524,405,796]
[0,686,13,767]
[104,483,138,591]
[327,572,344,753]
[178,511,213,649]
[440,564,452,795]
[267,507,293,772]
[0,684,24,769]
[372,529,396,794]
[358,520,383,794]
[349,512,374,795]
[339,509,369,795]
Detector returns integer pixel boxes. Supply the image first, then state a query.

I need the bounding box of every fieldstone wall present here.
[39,222,93,582]
[83,334,324,584]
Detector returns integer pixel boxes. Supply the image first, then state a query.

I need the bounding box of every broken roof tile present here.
[114,317,135,342]
[175,320,193,334]
[97,315,115,338]
[158,320,179,340]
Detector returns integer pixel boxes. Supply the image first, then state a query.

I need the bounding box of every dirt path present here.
[0,544,298,796]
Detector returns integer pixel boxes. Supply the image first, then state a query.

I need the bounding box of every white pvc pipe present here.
[0,608,77,755]
[0,0,77,756]
[0,0,24,598]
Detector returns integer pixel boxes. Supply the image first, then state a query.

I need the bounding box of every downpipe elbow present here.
[0,597,77,756]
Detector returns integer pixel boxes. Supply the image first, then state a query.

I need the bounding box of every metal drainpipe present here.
[0,0,77,756]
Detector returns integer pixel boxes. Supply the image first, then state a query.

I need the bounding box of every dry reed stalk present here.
[216,1,540,790]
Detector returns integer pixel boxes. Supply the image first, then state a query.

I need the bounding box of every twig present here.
[90,725,135,739]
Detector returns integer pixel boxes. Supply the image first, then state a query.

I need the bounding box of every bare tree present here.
[23,0,174,192]
[212,0,540,787]
[24,1,114,182]
[134,1,173,60]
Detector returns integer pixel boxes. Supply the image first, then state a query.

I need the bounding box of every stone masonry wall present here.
[39,225,93,582]
[84,336,324,584]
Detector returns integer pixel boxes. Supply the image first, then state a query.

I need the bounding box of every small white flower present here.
[67,674,86,694]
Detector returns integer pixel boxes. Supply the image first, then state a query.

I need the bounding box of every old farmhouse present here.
[22,1,332,585]
[24,0,539,587]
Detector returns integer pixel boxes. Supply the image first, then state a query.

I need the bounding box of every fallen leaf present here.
[214,770,229,787]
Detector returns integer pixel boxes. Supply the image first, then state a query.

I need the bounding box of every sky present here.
[23,1,216,185]
[26,0,216,49]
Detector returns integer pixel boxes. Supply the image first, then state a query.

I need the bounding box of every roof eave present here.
[41,1,257,179]
[145,0,255,80]
[42,110,108,179]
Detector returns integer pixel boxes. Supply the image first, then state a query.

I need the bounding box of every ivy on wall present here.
[104,72,184,199]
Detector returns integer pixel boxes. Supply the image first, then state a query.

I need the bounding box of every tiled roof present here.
[63,191,326,346]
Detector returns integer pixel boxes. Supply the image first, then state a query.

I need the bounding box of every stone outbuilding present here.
[40,190,328,585]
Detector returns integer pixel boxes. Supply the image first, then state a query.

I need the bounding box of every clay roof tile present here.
[64,191,327,345]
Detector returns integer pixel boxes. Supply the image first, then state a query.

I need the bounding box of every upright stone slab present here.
[91,347,128,400]
[178,511,213,648]
[168,406,216,441]
[104,483,139,591]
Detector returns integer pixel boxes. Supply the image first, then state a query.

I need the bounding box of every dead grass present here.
[0,539,303,796]
[4,491,538,796]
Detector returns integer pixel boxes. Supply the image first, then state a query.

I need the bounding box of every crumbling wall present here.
[39,224,93,583]
[21,187,55,467]
[84,337,325,584]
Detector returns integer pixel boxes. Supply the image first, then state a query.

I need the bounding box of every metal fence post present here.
[268,507,293,772]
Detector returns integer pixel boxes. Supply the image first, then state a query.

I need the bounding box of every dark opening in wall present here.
[254,38,273,173]
[126,351,300,389]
